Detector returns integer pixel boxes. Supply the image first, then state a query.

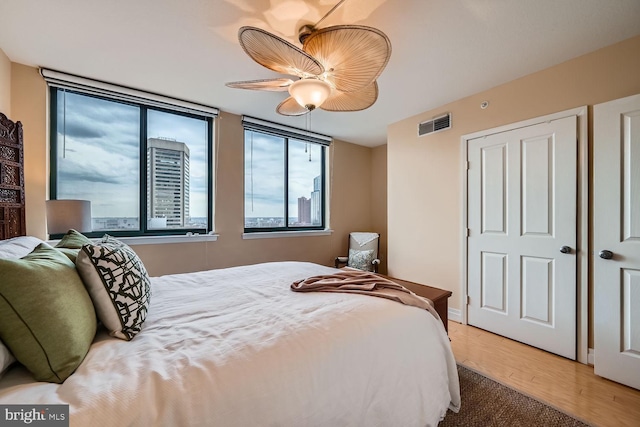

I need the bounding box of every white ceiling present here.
[1,0,640,147]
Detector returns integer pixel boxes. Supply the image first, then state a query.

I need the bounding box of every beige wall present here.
[11,64,47,237]
[388,34,640,322]
[371,144,387,274]
[9,63,385,276]
[0,48,11,117]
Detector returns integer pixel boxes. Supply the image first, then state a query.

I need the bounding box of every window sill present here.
[119,234,219,245]
[242,229,333,240]
[48,233,219,247]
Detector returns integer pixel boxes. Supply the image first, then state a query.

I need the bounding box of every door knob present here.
[599,250,613,260]
[560,246,571,254]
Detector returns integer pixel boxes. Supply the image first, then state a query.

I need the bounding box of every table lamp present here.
[46,199,92,235]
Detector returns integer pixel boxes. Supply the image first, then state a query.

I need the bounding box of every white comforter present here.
[0,262,460,426]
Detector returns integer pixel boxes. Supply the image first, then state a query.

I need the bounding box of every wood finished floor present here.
[447,321,640,427]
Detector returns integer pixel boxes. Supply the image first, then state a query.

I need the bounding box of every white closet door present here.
[594,93,640,390]
[467,116,577,359]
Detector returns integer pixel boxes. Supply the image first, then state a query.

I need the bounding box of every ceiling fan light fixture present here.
[288,78,332,110]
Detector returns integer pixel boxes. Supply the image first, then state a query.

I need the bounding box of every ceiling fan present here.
[225,0,392,116]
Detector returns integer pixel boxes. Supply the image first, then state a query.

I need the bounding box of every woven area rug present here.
[439,365,591,426]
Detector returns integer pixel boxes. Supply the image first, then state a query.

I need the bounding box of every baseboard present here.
[448,307,462,323]
[588,348,594,365]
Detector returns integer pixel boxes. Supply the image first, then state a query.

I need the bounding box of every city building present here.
[147,137,190,228]
[297,196,311,225]
[311,175,321,226]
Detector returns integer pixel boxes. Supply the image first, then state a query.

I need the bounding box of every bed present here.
[0,113,459,426]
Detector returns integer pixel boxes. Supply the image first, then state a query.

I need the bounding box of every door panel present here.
[468,116,577,359]
[594,94,640,389]
[622,269,640,355]
[623,111,640,241]
[521,256,553,325]
[481,144,507,234]
[522,135,553,236]
[481,251,507,312]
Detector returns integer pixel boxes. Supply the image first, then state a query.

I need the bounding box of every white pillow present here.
[0,236,44,259]
[0,341,15,378]
[76,235,151,341]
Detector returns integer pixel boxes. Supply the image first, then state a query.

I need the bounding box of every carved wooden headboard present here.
[0,112,26,239]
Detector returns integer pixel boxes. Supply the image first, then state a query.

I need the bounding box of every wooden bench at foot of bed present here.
[383,275,452,333]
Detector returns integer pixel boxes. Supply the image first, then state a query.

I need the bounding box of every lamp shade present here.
[288,79,332,111]
[46,200,92,234]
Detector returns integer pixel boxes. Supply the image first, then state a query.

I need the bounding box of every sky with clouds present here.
[56,91,209,218]
[244,130,322,219]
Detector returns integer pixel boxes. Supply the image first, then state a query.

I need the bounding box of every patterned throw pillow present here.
[348,248,375,271]
[76,235,151,341]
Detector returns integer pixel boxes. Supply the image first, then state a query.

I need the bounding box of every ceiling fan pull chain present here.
[306,115,312,161]
[250,131,254,212]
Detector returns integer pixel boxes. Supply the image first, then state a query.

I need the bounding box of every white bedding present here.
[0,261,460,426]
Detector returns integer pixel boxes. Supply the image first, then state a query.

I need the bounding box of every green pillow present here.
[55,230,92,262]
[55,229,93,249]
[0,243,97,383]
[56,248,81,263]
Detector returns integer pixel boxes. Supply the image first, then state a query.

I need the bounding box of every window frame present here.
[48,87,215,239]
[242,117,330,233]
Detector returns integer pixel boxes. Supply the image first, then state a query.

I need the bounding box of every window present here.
[243,117,330,232]
[47,73,215,238]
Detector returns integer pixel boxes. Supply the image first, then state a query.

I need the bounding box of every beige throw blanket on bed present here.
[291,270,440,321]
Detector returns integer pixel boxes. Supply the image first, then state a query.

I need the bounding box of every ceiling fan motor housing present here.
[298,25,315,44]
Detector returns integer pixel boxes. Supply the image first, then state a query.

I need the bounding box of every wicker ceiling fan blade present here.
[320,82,378,112]
[276,97,310,116]
[303,25,391,93]
[239,26,325,77]
[225,78,295,92]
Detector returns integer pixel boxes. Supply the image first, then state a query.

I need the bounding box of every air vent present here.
[418,113,451,136]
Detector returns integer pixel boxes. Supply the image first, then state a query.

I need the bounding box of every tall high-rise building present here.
[147,137,190,228]
[310,175,321,225]
[297,196,311,225]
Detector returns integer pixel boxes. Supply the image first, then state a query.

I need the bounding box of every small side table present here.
[383,275,452,333]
